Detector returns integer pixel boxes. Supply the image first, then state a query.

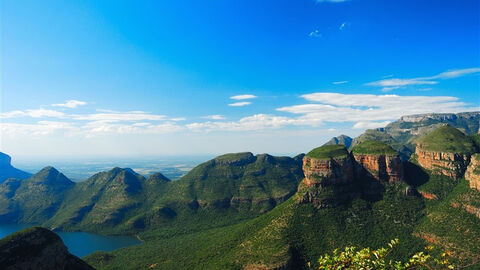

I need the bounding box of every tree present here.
[313,239,454,270]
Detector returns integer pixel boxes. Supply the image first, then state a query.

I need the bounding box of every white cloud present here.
[52,100,87,109]
[202,115,226,120]
[0,121,77,136]
[309,29,322,38]
[170,117,186,121]
[228,102,252,107]
[72,111,166,122]
[277,92,477,129]
[339,22,350,30]
[353,121,392,129]
[333,81,349,85]
[367,67,480,91]
[187,114,296,132]
[1,109,66,119]
[230,94,257,100]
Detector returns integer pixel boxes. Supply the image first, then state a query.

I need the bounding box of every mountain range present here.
[0,111,479,270]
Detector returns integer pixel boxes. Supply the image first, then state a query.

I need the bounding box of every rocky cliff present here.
[415,147,470,180]
[0,152,31,183]
[414,126,477,179]
[0,227,94,270]
[466,154,480,191]
[351,141,404,182]
[302,145,354,187]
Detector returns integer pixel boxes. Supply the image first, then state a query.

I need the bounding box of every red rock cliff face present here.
[415,145,470,180]
[302,155,354,186]
[353,154,404,182]
[465,154,480,191]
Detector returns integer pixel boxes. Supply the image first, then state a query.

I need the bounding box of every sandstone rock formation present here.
[0,227,94,270]
[465,154,480,191]
[302,145,354,187]
[351,140,404,182]
[353,154,404,182]
[415,147,470,180]
[414,125,477,180]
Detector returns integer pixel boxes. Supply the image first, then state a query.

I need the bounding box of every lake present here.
[0,224,141,258]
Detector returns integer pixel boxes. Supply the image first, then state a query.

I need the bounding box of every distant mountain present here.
[351,111,480,158]
[46,153,304,234]
[0,152,31,183]
[0,166,74,224]
[323,135,353,148]
[0,227,94,270]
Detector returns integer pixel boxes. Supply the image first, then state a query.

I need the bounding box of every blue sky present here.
[1,0,479,158]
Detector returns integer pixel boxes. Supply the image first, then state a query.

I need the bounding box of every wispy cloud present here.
[309,29,322,38]
[72,111,167,122]
[52,100,87,109]
[1,109,66,119]
[230,94,257,100]
[228,102,252,107]
[202,115,226,120]
[339,22,350,30]
[367,67,480,91]
[333,80,349,85]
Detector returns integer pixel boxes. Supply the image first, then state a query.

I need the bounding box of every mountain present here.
[0,152,31,183]
[322,135,353,148]
[0,167,75,224]
[351,112,480,158]
[0,153,303,236]
[0,227,94,270]
[44,167,169,233]
[85,126,480,270]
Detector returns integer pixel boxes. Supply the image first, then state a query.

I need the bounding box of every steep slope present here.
[0,152,31,183]
[351,140,404,182]
[42,153,303,235]
[414,125,477,179]
[351,111,480,158]
[0,167,75,223]
[44,168,169,233]
[0,227,94,270]
[322,135,353,148]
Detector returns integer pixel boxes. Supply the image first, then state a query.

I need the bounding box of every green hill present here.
[305,145,349,160]
[351,140,398,156]
[0,167,74,223]
[416,125,477,153]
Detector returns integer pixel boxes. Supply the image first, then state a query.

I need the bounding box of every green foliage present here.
[351,140,398,156]
[416,126,477,154]
[315,239,454,270]
[306,145,349,160]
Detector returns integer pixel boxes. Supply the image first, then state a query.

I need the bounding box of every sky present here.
[1,0,479,159]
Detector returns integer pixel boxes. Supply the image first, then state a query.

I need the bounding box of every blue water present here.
[0,224,141,258]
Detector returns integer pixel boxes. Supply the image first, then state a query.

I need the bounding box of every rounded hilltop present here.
[416,125,477,154]
[305,145,349,160]
[351,140,398,156]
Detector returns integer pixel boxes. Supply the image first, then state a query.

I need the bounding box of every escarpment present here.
[302,145,354,187]
[466,154,480,191]
[414,126,477,180]
[351,140,404,182]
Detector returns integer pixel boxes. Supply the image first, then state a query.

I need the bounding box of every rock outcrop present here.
[0,152,31,183]
[302,145,354,187]
[415,147,470,180]
[414,126,477,180]
[0,227,94,270]
[351,141,404,182]
[465,154,480,191]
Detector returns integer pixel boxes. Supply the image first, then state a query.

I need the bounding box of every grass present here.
[350,140,398,156]
[305,145,349,160]
[416,125,477,154]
